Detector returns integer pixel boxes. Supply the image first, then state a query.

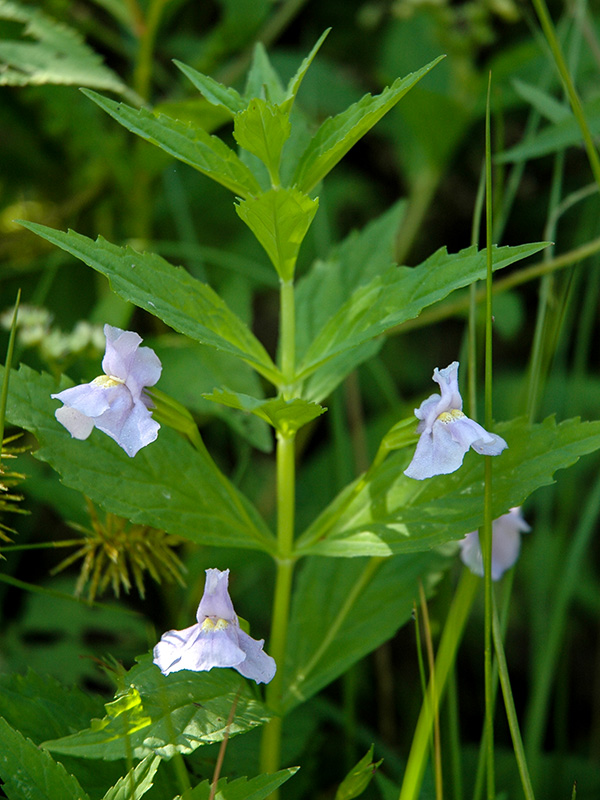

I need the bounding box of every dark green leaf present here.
[2,364,275,553]
[0,717,90,800]
[178,768,298,800]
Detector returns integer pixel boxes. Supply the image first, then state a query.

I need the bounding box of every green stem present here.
[531,0,600,191]
[398,571,479,800]
[133,0,172,101]
[280,279,295,395]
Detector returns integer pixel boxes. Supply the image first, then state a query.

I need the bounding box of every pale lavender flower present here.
[459,507,531,580]
[153,568,276,684]
[404,361,507,480]
[51,324,162,457]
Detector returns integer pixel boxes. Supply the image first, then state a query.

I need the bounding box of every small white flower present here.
[153,569,276,684]
[52,324,162,457]
[404,361,507,480]
[459,507,531,580]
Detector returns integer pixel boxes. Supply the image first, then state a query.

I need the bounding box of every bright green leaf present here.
[0,0,125,91]
[292,56,444,193]
[204,388,326,435]
[296,242,548,382]
[1,363,276,553]
[281,29,331,114]
[174,60,246,114]
[234,99,291,180]
[17,222,281,385]
[244,42,286,104]
[235,188,318,280]
[177,769,299,800]
[0,717,90,800]
[103,756,160,800]
[336,745,383,800]
[295,416,600,557]
[81,89,263,198]
[43,656,271,760]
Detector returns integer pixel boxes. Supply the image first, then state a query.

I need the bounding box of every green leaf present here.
[81,89,263,198]
[244,42,286,104]
[2,363,275,553]
[0,0,125,91]
[296,242,548,382]
[177,769,299,800]
[335,745,383,800]
[281,29,331,114]
[282,550,448,710]
[233,99,291,179]
[496,96,600,163]
[295,416,600,557]
[292,56,444,193]
[43,656,271,760]
[235,188,318,280]
[511,79,570,125]
[17,222,281,385]
[0,716,90,800]
[102,756,160,800]
[204,388,326,435]
[0,670,104,744]
[174,60,246,114]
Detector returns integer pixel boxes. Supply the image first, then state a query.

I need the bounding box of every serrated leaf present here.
[174,60,246,114]
[235,188,318,280]
[496,95,600,163]
[292,56,444,192]
[281,29,331,114]
[0,670,104,744]
[18,222,280,385]
[282,549,448,711]
[177,768,299,800]
[233,99,291,179]
[43,656,270,760]
[103,756,160,800]
[295,416,600,557]
[1,363,275,553]
[0,0,125,91]
[296,242,548,382]
[0,717,90,800]
[81,89,262,198]
[204,388,326,435]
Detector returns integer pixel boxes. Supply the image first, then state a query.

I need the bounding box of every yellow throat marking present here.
[437,409,466,424]
[92,374,125,388]
[201,617,230,632]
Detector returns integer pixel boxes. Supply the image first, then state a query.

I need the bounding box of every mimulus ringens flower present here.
[459,507,531,580]
[153,568,276,684]
[52,324,162,457]
[404,361,507,480]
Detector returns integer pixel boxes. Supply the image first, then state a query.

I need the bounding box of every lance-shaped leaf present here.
[81,89,262,198]
[174,60,246,115]
[295,416,600,557]
[0,0,125,91]
[296,242,548,382]
[292,56,444,193]
[204,388,326,436]
[103,756,160,800]
[1,363,276,553]
[18,222,281,385]
[176,769,299,800]
[282,549,448,711]
[234,99,291,180]
[43,656,271,760]
[280,29,331,114]
[0,717,90,800]
[236,188,318,280]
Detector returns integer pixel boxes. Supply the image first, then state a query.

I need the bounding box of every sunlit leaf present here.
[174,60,246,114]
[43,656,271,760]
[177,768,298,800]
[103,756,160,800]
[204,388,326,435]
[281,29,331,114]
[234,99,291,179]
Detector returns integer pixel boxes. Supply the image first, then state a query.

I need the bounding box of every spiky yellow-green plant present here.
[0,435,28,545]
[53,498,186,601]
